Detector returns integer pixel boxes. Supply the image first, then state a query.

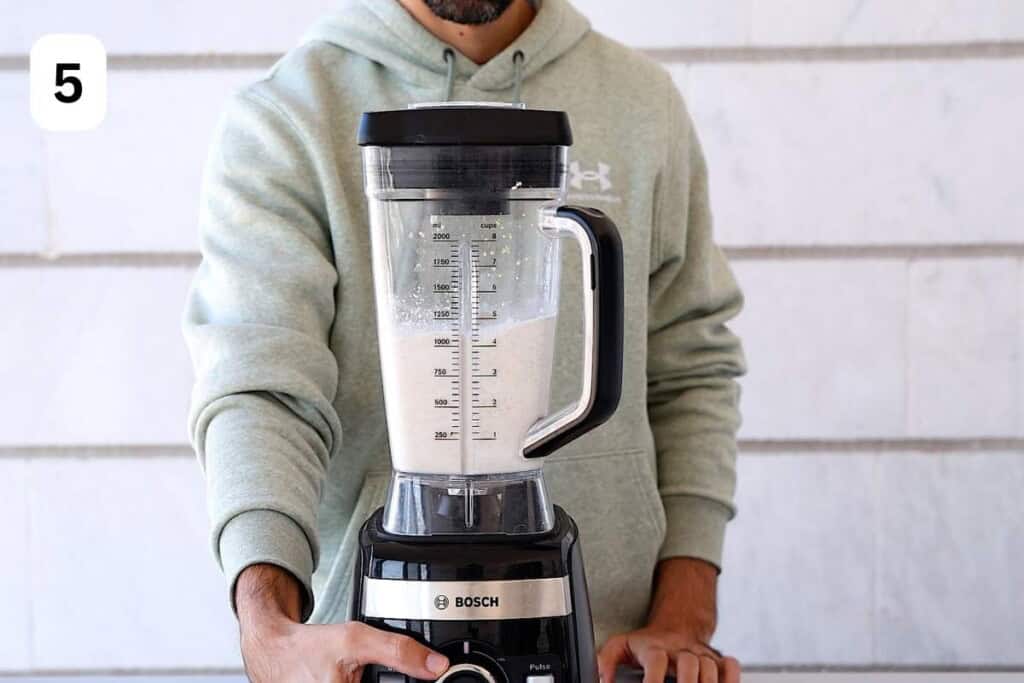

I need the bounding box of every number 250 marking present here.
[55,63,83,103]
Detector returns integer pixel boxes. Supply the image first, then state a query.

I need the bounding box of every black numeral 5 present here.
[55,63,83,103]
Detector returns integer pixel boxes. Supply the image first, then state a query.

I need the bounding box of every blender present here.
[353,102,624,683]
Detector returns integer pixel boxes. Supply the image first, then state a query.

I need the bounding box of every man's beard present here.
[422,0,516,25]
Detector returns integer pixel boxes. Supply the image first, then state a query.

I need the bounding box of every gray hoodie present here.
[184,0,745,646]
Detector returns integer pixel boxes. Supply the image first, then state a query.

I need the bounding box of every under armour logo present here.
[569,161,612,192]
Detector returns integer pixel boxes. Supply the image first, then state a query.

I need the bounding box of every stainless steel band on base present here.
[360,576,573,621]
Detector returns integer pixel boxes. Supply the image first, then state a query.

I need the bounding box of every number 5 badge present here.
[30,34,107,131]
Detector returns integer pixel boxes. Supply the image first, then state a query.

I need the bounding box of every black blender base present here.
[351,506,598,683]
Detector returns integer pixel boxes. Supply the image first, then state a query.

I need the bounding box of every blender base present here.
[351,506,598,683]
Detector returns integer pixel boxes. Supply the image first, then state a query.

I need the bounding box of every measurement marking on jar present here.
[469,241,501,445]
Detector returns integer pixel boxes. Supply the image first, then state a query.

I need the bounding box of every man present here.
[184,0,745,682]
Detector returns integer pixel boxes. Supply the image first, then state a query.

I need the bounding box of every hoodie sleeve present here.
[183,89,341,621]
[647,78,746,570]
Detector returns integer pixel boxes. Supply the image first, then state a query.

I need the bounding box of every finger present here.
[675,651,700,683]
[698,655,717,683]
[597,635,630,683]
[350,664,368,683]
[636,647,669,683]
[339,622,449,680]
[336,663,358,683]
[721,656,741,683]
[322,658,347,683]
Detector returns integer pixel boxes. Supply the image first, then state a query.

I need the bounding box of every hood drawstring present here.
[442,48,456,101]
[511,50,525,104]
[441,47,527,104]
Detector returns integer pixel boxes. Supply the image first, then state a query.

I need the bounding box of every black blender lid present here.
[357,102,573,146]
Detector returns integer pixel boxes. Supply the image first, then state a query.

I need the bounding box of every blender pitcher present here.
[359,102,624,537]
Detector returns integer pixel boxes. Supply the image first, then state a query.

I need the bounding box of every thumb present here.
[339,622,450,680]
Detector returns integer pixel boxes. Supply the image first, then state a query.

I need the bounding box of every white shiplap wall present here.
[1,0,1023,676]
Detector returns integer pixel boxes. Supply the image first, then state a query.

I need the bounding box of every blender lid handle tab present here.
[523,205,625,459]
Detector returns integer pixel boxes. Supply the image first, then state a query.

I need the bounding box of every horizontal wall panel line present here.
[0,54,278,71]
[748,666,1024,673]
[0,253,201,268]
[1,439,1022,458]
[1,666,1023,677]
[646,42,1024,63]
[0,445,194,458]
[3,41,1024,72]
[4,244,1024,267]
[725,245,1024,261]
[0,668,244,677]
[740,439,1024,453]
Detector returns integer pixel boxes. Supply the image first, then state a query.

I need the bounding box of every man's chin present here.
[422,0,517,25]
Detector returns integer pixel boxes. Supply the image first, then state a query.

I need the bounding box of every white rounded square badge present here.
[30,34,107,132]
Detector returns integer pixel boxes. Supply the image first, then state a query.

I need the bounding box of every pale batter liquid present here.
[379,315,557,475]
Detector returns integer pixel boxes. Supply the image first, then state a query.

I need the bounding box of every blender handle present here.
[523,205,624,459]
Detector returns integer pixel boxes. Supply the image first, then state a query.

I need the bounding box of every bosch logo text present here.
[453,595,500,608]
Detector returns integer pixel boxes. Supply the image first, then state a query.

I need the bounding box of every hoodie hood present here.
[302,0,590,96]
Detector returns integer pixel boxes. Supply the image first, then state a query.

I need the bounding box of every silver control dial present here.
[435,663,498,683]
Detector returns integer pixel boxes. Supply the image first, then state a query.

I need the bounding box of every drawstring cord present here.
[511,50,525,103]
[442,48,456,102]
[441,47,527,104]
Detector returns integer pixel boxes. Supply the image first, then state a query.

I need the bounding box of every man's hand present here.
[598,626,740,683]
[597,558,740,683]
[235,564,450,683]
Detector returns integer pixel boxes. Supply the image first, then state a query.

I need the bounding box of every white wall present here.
[1,0,1023,677]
